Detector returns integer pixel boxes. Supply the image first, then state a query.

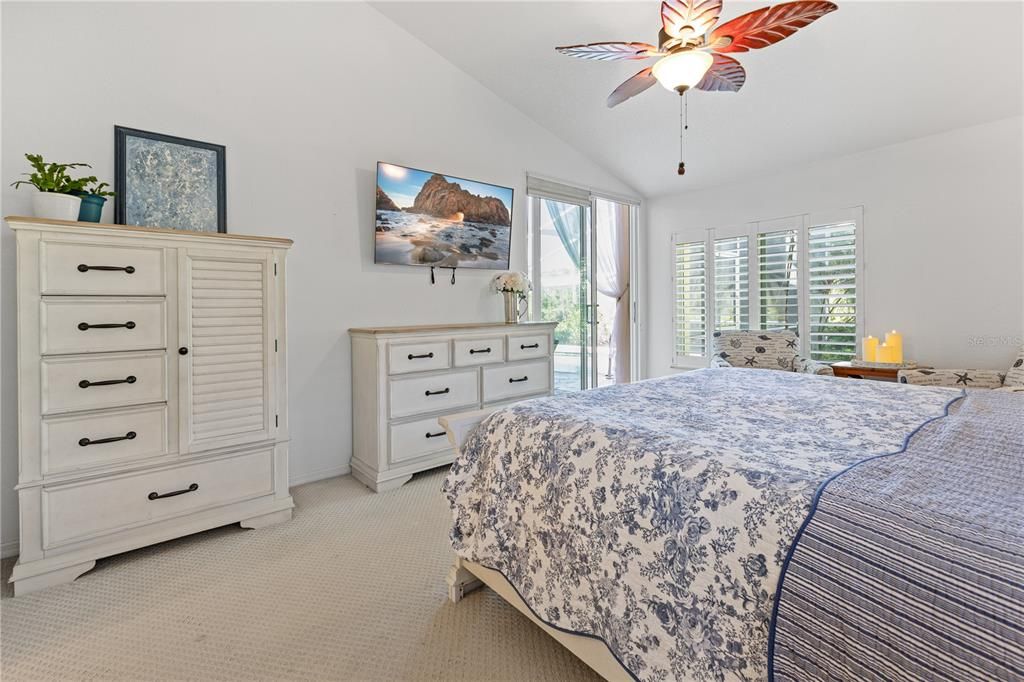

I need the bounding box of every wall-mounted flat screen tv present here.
[375,162,513,270]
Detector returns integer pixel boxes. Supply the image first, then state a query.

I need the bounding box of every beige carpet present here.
[0,469,599,681]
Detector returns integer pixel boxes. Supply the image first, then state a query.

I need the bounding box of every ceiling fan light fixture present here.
[651,50,713,93]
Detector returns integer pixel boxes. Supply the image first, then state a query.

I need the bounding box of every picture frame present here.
[114,125,226,233]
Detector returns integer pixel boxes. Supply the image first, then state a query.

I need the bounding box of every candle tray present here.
[850,359,919,370]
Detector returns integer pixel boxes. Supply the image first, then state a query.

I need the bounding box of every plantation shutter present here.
[807,221,857,360]
[713,236,749,332]
[757,229,799,332]
[674,239,707,358]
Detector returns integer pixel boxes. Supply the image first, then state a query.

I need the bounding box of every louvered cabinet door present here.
[179,249,277,453]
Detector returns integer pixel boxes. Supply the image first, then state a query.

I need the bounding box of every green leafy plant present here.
[10,153,92,194]
[65,173,99,195]
[86,181,115,197]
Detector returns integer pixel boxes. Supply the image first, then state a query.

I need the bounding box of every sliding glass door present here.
[530,197,593,393]
[529,193,634,393]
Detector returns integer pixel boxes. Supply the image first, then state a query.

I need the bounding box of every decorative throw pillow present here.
[1005,345,1024,387]
[898,368,1005,389]
[710,330,799,371]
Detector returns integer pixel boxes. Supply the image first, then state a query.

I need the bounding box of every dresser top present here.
[5,216,293,246]
[349,321,558,335]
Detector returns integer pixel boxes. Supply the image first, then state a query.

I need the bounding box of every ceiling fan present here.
[555,0,838,174]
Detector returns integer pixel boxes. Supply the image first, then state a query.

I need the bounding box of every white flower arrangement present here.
[491,271,532,295]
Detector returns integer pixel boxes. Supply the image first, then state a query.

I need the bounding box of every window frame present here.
[671,207,864,368]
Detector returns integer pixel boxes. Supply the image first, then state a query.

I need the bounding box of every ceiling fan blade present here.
[607,67,657,108]
[695,53,746,91]
[707,1,837,53]
[555,42,659,61]
[661,0,723,41]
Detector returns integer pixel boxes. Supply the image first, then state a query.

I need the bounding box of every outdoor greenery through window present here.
[673,213,859,364]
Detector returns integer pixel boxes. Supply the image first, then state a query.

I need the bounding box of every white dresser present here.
[8,216,294,595]
[349,322,557,492]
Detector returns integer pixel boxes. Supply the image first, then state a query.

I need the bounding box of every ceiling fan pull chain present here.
[678,91,688,176]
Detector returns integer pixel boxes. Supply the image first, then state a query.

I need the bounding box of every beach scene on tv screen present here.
[375,163,512,269]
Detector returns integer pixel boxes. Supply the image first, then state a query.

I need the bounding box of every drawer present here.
[453,336,505,367]
[42,404,170,475]
[389,369,479,419]
[388,340,451,375]
[41,297,167,355]
[42,448,273,549]
[41,350,167,415]
[483,360,551,402]
[389,416,451,465]
[40,240,165,296]
[507,333,550,361]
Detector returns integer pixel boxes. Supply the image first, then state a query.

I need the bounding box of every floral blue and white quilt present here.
[442,369,962,681]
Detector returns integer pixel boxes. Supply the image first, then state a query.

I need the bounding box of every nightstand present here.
[831,361,901,382]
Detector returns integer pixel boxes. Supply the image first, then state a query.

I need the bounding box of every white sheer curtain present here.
[595,199,631,383]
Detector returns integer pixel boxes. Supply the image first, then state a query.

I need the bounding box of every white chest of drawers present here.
[349,322,557,492]
[8,217,295,595]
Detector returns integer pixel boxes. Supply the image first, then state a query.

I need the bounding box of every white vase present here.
[32,192,82,221]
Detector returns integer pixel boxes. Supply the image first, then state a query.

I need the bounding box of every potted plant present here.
[9,153,93,221]
[71,180,115,223]
[492,271,532,324]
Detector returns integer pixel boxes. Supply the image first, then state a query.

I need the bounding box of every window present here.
[757,229,799,332]
[674,240,706,358]
[807,221,857,361]
[714,236,748,332]
[672,209,861,365]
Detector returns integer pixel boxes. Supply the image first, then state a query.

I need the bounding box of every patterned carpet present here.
[0,469,599,681]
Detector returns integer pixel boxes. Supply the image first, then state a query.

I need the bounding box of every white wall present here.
[646,116,1024,377]
[0,2,635,554]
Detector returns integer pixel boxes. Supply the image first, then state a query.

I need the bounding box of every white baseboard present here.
[289,463,351,487]
[1,539,19,560]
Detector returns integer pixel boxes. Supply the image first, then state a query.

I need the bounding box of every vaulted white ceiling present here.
[373,1,1023,198]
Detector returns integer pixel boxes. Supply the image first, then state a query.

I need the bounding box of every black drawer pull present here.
[509,376,529,383]
[469,347,491,354]
[425,387,450,396]
[79,431,136,447]
[425,430,447,438]
[78,264,136,274]
[78,321,136,331]
[148,483,198,500]
[79,375,136,388]
[520,343,540,350]
[408,352,434,360]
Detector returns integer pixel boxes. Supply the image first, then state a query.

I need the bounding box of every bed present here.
[439,369,1024,681]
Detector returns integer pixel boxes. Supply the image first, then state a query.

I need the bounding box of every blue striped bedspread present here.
[770,389,1024,681]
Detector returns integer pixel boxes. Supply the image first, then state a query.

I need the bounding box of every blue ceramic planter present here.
[77,194,106,222]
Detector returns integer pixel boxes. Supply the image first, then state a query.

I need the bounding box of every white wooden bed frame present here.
[439,410,632,682]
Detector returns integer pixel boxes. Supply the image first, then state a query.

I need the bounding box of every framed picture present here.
[114,126,226,233]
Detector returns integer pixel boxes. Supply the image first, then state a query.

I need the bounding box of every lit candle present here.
[885,330,904,364]
[862,335,878,362]
[877,343,896,364]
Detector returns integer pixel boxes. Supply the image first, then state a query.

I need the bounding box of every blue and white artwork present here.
[117,128,225,232]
